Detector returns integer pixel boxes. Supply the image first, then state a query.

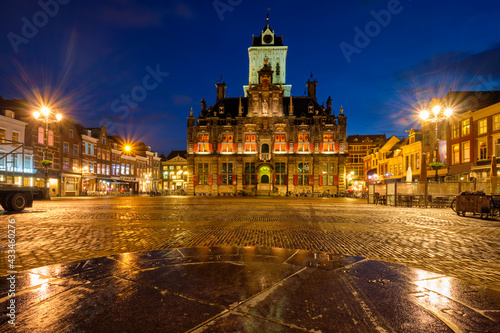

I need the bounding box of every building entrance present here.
[258,165,272,193]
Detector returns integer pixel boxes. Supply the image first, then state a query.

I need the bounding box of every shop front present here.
[61,173,81,196]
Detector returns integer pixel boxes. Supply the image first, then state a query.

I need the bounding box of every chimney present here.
[216,82,226,100]
[306,73,317,101]
[216,75,226,100]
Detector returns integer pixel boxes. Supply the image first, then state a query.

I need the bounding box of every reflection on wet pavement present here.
[0,247,499,332]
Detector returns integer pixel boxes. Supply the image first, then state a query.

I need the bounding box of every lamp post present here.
[419,105,453,182]
[33,106,62,190]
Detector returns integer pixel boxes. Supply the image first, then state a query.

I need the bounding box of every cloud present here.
[396,44,500,92]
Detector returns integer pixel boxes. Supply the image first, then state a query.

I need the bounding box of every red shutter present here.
[309,143,314,152]
[209,174,213,185]
[285,174,288,185]
[334,142,340,152]
[193,175,198,186]
[274,143,277,151]
[293,143,298,152]
[309,175,314,186]
[232,174,237,185]
[272,174,276,185]
[334,175,339,186]
[193,143,198,152]
[294,175,298,186]
[217,175,222,185]
[319,175,323,186]
[233,143,238,152]
[243,175,246,185]
[217,143,222,152]
[286,143,290,151]
[209,143,213,152]
[255,174,258,184]
[319,142,323,152]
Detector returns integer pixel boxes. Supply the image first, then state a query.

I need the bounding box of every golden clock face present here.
[263,34,272,43]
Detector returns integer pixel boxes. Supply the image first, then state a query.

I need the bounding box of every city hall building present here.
[187,20,348,196]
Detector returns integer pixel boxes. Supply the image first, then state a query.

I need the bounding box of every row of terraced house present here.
[0,97,162,196]
[356,90,500,191]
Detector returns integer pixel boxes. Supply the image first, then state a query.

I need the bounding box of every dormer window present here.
[308,105,314,113]
[5,110,14,118]
[219,105,224,114]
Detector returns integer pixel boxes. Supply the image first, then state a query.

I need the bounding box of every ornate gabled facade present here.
[187,20,348,196]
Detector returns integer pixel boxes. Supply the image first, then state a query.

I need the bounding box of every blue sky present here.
[1,0,500,153]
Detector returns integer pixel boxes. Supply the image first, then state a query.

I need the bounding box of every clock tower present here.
[243,16,291,97]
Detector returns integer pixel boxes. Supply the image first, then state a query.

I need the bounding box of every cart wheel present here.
[456,211,461,216]
[462,211,466,217]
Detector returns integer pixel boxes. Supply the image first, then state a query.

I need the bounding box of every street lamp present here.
[33,106,62,190]
[420,105,453,182]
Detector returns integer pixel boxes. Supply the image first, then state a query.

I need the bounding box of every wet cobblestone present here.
[1,196,499,291]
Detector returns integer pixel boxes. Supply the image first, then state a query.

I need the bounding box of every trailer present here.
[0,185,45,211]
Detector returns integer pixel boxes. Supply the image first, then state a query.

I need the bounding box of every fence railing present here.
[368,181,494,207]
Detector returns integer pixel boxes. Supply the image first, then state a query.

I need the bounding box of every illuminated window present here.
[452,123,460,139]
[298,133,309,152]
[73,144,78,155]
[48,130,54,146]
[478,119,487,135]
[274,133,286,152]
[97,163,101,174]
[462,141,470,163]
[245,134,257,152]
[479,141,487,160]
[462,119,470,136]
[222,134,233,152]
[0,129,5,144]
[73,160,79,172]
[496,138,500,157]
[452,144,459,165]
[63,158,69,170]
[63,142,69,154]
[198,134,210,152]
[12,131,19,143]
[38,127,44,144]
[323,134,334,151]
[494,115,500,131]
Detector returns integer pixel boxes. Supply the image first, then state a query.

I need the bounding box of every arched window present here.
[261,143,269,153]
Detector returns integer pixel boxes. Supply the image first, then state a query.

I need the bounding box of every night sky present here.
[1,0,500,154]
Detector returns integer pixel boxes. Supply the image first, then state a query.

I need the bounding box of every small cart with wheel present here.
[455,194,491,218]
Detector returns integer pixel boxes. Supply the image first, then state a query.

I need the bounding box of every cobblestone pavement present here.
[1,196,500,291]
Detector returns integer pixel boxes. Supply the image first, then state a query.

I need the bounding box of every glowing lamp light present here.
[41,106,50,116]
[124,145,131,152]
[419,110,429,120]
[432,105,441,115]
[56,114,62,121]
[444,108,453,117]
[368,175,372,180]
[33,111,40,119]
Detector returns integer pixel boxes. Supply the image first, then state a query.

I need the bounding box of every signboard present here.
[438,140,447,164]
